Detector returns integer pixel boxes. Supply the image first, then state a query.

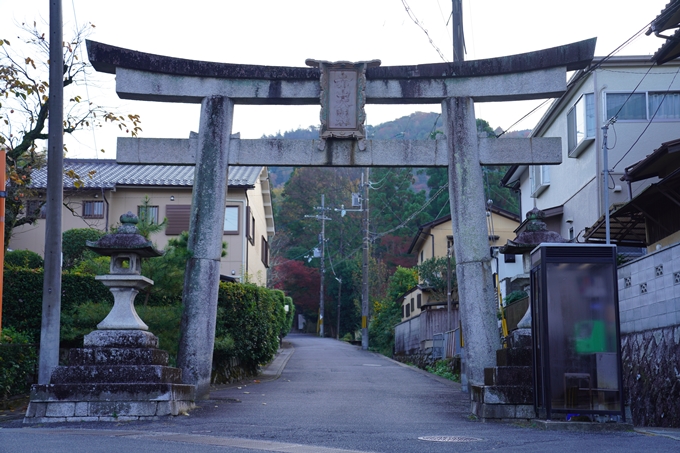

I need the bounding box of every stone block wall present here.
[621,326,680,427]
[618,243,680,427]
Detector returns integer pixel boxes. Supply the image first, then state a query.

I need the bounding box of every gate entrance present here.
[87,38,595,399]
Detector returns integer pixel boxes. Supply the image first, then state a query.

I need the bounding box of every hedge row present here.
[2,270,294,390]
[2,269,179,341]
[214,283,294,379]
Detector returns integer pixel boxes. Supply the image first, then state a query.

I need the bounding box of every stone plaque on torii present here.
[86,38,596,403]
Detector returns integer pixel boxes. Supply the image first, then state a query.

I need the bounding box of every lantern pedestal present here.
[24,212,195,423]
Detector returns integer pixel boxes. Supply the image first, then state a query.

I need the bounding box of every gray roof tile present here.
[30,159,262,189]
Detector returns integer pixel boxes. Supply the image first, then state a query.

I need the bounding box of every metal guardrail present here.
[432,333,444,360]
[443,328,461,358]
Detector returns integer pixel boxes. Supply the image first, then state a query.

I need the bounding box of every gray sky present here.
[0,0,671,157]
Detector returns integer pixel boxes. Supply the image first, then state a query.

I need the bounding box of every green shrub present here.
[62,228,106,269]
[4,249,44,269]
[426,359,460,382]
[215,282,282,375]
[2,269,113,342]
[70,255,111,276]
[0,327,38,399]
[504,290,528,306]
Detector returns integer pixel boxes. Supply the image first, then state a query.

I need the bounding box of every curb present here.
[259,341,295,382]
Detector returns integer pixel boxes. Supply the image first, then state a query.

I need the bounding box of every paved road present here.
[1,334,678,452]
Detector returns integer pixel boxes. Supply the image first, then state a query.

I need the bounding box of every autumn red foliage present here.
[273,260,320,314]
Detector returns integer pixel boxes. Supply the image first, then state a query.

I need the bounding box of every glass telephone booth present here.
[530,244,625,420]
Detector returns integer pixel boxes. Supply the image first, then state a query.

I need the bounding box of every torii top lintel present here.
[86,39,595,105]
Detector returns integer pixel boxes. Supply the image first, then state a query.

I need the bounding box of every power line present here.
[400,0,448,63]
[374,183,449,238]
[498,16,655,137]
[612,65,680,170]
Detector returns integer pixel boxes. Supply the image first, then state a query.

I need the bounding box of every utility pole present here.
[306,195,331,337]
[335,277,342,340]
[602,117,617,245]
[361,168,370,350]
[320,195,326,337]
[452,0,465,62]
[39,0,64,385]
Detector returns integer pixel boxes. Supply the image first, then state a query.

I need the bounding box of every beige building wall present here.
[402,210,520,322]
[10,168,273,285]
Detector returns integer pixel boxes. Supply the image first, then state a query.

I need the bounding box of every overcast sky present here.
[0,0,671,157]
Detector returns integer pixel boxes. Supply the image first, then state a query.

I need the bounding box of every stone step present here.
[496,347,532,367]
[25,383,195,421]
[69,348,169,366]
[471,401,535,420]
[484,366,533,386]
[49,365,182,384]
[471,384,534,405]
[29,382,195,403]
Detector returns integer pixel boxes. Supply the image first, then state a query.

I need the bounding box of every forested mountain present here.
[266,112,525,338]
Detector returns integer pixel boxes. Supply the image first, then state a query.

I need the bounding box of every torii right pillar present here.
[444,96,498,387]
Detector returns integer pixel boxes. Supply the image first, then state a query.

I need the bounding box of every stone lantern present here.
[25,213,195,423]
[86,211,162,331]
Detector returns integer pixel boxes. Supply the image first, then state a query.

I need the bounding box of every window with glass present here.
[245,206,255,245]
[261,236,270,267]
[648,92,680,119]
[223,205,239,234]
[83,200,104,219]
[567,93,595,157]
[530,165,550,197]
[606,92,646,120]
[137,205,159,225]
[26,200,46,219]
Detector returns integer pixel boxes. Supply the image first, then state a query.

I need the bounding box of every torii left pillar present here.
[444,97,498,386]
[177,96,234,399]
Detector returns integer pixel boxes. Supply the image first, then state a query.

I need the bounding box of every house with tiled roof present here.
[394,207,522,357]
[11,159,274,285]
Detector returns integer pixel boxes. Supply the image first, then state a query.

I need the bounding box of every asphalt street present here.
[1,333,678,452]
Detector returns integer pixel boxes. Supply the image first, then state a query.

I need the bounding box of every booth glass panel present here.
[544,262,621,412]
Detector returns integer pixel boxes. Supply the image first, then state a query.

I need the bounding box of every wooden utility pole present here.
[39,0,64,384]
[361,168,370,350]
[319,194,326,337]
[452,0,465,62]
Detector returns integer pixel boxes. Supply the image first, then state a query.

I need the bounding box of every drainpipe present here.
[595,72,606,219]
[244,191,250,277]
[102,188,109,232]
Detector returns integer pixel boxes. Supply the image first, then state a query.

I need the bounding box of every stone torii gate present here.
[87,39,595,400]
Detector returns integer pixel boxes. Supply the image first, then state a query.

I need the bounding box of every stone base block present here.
[50,365,182,384]
[29,382,194,402]
[496,347,532,367]
[484,366,532,386]
[471,401,535,420]
[471,384,533,405]
[510,329,532,348]
[532,419,634,432]
[70,347,169,366]
[84,330,159,348]
[24,382,195,423]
